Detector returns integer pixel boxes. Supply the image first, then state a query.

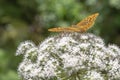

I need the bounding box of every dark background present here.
[0,0,120,80]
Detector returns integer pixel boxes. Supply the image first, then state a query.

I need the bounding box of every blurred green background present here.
[0,0,120,80]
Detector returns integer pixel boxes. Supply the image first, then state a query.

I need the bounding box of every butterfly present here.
[48,13,99,32]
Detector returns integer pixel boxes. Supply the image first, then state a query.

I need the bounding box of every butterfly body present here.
[48,13,99,32]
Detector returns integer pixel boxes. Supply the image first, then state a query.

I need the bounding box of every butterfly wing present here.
[48,13,99,32]
[48,27,81,32]
[76,13,99,32]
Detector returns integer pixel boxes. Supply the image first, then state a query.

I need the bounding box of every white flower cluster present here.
[16,33,120,80]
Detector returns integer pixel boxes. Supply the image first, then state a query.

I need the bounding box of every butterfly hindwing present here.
[48,27,81,32]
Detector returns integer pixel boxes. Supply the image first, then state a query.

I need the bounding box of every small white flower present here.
[84,70,104,80]
[16,41,36,56]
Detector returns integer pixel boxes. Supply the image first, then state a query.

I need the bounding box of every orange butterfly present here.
[48,13,99,32]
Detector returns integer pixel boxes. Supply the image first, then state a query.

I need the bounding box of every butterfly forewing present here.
[76,13,99,32]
